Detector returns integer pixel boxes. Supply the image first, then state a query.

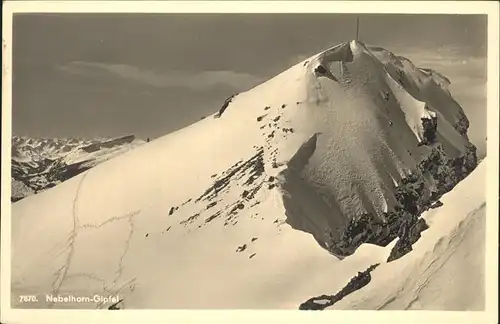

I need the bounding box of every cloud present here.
[58,61,265,91]
[393,43,485,63]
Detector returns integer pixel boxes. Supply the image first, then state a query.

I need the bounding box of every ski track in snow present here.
[401,202,485,310]
[47,168,141,308]
[49,171,90,300]
[377,203,482,310]
[110,213,136,289]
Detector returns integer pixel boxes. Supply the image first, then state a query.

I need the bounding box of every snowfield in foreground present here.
[10,40,484,310]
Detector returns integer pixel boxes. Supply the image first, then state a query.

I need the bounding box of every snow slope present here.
[10,40,481,309]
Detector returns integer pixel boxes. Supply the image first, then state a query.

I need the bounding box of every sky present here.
[12,13,487,140]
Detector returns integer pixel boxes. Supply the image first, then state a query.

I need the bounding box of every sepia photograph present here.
[1,1,499,324]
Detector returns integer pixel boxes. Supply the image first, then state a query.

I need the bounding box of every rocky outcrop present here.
[81,135,136,153]
[299,264,380,310]
[178,146,267,229]
[454,109,471,139]
[11,179,34,202]
[420,114,438,145]
[214,93,239,118]
[108,299,124,310]
[196,148,264,203]
[387,217,429,262]
[325,140,477,262]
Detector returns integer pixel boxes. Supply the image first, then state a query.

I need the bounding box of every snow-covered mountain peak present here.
[10,42,479,310]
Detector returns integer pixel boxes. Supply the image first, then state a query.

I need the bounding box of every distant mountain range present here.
[11,135,145,202]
